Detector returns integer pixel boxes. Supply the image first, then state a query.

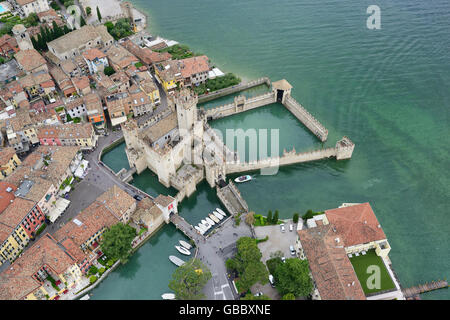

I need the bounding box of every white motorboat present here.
[179,240,192,250]
[234,175,252,183]
[216,208,227,216]
[169,255,185,267]
[194,226,205,235]
[201,219,211,229]
[161,293,176,300]
[175,245,191,256]
[209,213,220,223]
[213,211,224,220]
[198,223,208,232]
[205,217,215,226]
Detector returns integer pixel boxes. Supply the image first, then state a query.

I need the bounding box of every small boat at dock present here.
[209,213,220,223]
[205,217,215,226]
[216,208,227,216]
[161,293,176,300]
[169,255,185,267]
[179,240,192,250]
[213,211,224,220]
[194,226,204,234]
[235,175,252,183]
[201,219,211,229]
[175,245,191,256]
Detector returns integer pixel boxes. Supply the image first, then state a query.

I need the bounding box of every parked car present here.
[269,274,275,287]
[290,245,296,256]
[254,292,263,297]
[281,256,286,263]
[280,224,285,232]
[289,224,293,232]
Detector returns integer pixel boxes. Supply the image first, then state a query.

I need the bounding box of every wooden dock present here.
[402,280,448,298]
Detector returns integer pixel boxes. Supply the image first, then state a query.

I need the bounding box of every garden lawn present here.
[349,249,396,296]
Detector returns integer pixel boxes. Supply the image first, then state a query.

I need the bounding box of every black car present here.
[133,194,143,201]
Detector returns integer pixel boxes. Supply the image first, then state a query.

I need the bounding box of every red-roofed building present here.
[0,35,19,57]
[325,203,390,258]
[0,181,16,214]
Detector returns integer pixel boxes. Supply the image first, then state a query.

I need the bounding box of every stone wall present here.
[283,95,328,142]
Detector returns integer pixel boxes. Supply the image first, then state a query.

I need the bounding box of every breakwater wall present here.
[225,137,354,174]
[203,91,276,120]
[197,77,271,103]
[283,95,328,142]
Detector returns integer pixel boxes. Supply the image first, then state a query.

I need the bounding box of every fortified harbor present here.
[120,78,355,237]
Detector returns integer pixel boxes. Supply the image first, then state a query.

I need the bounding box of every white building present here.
[10,0,50,17]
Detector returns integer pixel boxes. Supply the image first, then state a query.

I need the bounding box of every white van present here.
[280,224,285,232]
[269,274,275,287]
[289,224,293,232]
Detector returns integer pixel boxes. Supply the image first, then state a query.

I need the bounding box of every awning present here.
[48,198,71,223]
[111,116,127,127]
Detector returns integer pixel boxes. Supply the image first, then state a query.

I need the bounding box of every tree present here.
[100,223,137,264]
[245,211,255,226]
[303,209,314,220]
[226,237,268,292]
[273,258,313,297]
[104,66,115,76]
[96,6,102,22]
[273,210,279,224]
[266,256,283,275]
[293,213,299,224]
[63,25,71,34]
[267,210,272,225]
[169,258,211,300]
[86,7,92,15]
[80,15,86,27]
[282,293,295,300]
[52,21,63,38]
[239,260,268,292]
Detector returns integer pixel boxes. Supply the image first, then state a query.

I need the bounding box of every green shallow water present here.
[93,0,449,299]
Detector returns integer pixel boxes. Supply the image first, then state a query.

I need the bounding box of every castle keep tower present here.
[12,24,33,51]
[174,88,198,133]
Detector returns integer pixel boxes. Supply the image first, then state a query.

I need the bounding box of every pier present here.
[217,181,249,215]
[170,213,204,243]
[402,280,448,299]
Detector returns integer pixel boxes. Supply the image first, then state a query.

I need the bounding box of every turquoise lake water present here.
[92,0,449,299]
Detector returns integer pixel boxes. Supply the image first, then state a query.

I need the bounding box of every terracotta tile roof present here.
[325,203,386,247]
[38,123,93,141]
[53,201,119,248]
[0,198,35,242]
[298,224,366,300]
[14,49,46,73]
[0,234,80,300]
[105,45,139,70]
[96,185,135,220]
[180,55,210,79]
[121,40,172,65]
[72,76,90,91]
[0,147,16,165]
[82,48,107,61]
[0,181,16,214]
[154,194,175,208]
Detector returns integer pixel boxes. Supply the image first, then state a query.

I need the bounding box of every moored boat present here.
[194,226,204,234]
[205,217,215,226]
[201,219,211,229]
[179,240,192,250]
[234,175,252,183]
[216,208,227,216]
[175,245,191,256]
[169,255,185,267]
[209,213,220,223]
[213,211,224,220]
[198,223,208,232]
[162,293,176,300]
